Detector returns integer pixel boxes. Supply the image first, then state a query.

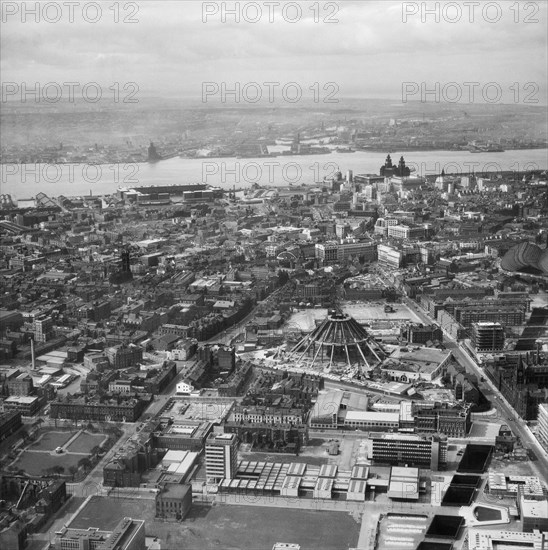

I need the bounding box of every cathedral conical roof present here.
[288,310,385,371]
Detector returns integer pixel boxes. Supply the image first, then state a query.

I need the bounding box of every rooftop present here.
[520,497,548,519]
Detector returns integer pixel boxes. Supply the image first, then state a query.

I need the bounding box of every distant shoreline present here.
[2,145,547,166]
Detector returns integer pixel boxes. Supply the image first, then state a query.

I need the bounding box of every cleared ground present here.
[168,400,232,423]
[69,497,360,550]
[166,504,360,550]
[287,303,422,332]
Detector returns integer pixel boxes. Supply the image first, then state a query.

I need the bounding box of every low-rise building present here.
[521,497,548,533]
[387,466,419,500]
[153,420,213,452]
[155,483,192,520]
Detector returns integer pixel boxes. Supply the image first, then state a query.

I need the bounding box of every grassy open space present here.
[28,431,74,451]
[12,429,106,476]
[13,451,81,475]
[68,497,360,550]
[66,432,107,453]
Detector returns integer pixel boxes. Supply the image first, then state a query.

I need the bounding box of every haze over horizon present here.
[2,0,547,104]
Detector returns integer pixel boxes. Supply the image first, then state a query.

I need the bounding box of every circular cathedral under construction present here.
[287,309,386,373]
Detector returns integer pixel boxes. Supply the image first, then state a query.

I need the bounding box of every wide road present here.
[403,297,548,482]
[206,284,289,346]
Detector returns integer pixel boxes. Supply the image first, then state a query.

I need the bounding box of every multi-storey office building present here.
[471,322,505,353]
[370,434,447,470]
[205,433,238,482]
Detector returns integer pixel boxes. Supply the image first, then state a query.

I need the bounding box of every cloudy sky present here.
[2,0,547,104]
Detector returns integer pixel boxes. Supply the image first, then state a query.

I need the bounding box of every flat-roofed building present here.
[467,528,546,550]
[57,526,110,550]
[4,395,42,416]
[155,483,192,520]
[108,380,132,394]
[0,310,23,331]
[7,373,34,396]
[370,433,447,470]
[387,224,425,240]
[384,347,452,382]
[377,244,403,268]
[521,497,548,533]
[153,421,213,452]
[387,466,419,500]
[309,390,369,429]
[488,473,545,500]
[230,405,305,425]
[343,411,399,431]
[374,218,398,236]
[471,322,505,353]
[205,433,238,482]
[34,316,53,343]
[412,402,471,437]
[338,239,377,263]
[315,242,339,265]
[98,518,145,550]
[159,450,198,483]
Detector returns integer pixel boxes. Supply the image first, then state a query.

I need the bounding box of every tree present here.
[277,270,289,287]
[68,465,78,481]
[90,445,102,459]
[78,457,92,471]
[52,465,64,477]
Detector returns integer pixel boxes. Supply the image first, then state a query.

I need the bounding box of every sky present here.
[1,0,547,104]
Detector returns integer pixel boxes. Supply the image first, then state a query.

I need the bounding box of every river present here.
[1,149,546,200]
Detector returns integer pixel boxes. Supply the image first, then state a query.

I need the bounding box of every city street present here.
[403,297,548,483]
